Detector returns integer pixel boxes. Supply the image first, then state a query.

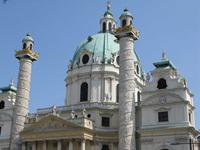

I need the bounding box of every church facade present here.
[0,3,199,150]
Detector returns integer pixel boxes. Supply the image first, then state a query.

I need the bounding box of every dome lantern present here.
[120,8,133,27]
[100,2,116,33]
[22,33,34,50]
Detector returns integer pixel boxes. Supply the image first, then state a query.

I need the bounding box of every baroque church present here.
[0,3,199,150]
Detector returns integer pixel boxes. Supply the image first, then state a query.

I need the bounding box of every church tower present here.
[10,33,39,150]
[114,9,139,150]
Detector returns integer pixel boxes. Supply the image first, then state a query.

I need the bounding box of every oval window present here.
[116,56,120,66]
[82,54,89,64]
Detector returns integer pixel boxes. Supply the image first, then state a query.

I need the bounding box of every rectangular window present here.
[102,117,110,127]
[102,145,109,150]
[158,111,168,122]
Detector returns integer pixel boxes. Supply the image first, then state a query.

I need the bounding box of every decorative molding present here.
[140,138,153,144]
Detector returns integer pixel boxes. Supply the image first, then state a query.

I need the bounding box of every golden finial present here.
[107,1,111,10]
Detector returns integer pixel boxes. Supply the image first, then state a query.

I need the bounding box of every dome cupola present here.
[100,2,117,33]
[22,33,34,50]
[120,8,133,27]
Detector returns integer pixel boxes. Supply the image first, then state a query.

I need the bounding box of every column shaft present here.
[42,141,47,150]
[69,140,73,150]
[81,140,86,150]
[57,140,62,150]
[10,58,33,150]
[118,36,136,150]
[32,142,36,150]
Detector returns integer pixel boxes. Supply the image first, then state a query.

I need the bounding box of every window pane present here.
[102,117,110,127]
[158,111,168,122]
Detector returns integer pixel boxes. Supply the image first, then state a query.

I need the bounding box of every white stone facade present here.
[0,4,199,150]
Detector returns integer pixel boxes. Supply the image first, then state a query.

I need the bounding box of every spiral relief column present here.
[10,33,39,150]
[114,9,139,150]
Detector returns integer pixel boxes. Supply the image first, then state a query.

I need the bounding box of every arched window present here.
[137,91,140,103]
[0,101,5,109]
[116,84,119,102]
[80,82,88,102]
[23,43,26,49]
[122,19,126,27]
[30,44,32,50]
[157,78,167,89]
[103,22,106,32]
[136,65,139,74]
[130,20,132,25]
[109,22,112,32]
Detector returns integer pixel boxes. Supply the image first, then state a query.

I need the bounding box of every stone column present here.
[10,37,38,150]
[22,142,26,150]
[32,142,36,150]
[69,140,73,150]
[115,29,138,149]
[57,140,62,150]
[42,141,47,150]
[81,139,86,150]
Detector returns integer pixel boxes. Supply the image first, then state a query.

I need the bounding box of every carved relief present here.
[120,70,135,79]
[140,138,153,144]
[119,137,132,149]
[20,61,32,72]
[17,90,29,98]
[120,81,135,92]
[119,113,134,126]
[119,124,133,135]
[33,119,77,132]
[119,91,134,100]
[18,80,30,90]
[120,51,134,61]
[19,72,31,80]
[175,136,188,142]
[119,101,134,114]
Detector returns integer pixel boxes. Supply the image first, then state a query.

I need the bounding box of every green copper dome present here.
[72,32,140,65]
[104,10,113,19]
[120,8,133,19]
[22,33,34,43]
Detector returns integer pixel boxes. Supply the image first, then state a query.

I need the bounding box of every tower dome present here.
[22,33,34,43]
[120,8,133,19]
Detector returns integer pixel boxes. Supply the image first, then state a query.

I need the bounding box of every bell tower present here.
[114,8,139,150]
[10,33,39,150]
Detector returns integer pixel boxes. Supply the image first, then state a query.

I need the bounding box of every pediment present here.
[22,114,82,133]
[141,93,184,106]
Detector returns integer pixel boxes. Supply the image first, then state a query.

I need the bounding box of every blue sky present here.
[0,1,199,130]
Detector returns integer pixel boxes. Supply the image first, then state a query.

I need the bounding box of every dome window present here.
[136,65,140,74]
[122,19,126,27]
[30,44,33,50]
[82,54,89,64]
[130,20,132,25]
[103,22,106,32]
[80,82,88,102]
[116,56,120,66]
[23,43,26,49]
[109,22,112,32]
[137,91,141,103]
[157,78,167,89]
[0,101,5,109]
